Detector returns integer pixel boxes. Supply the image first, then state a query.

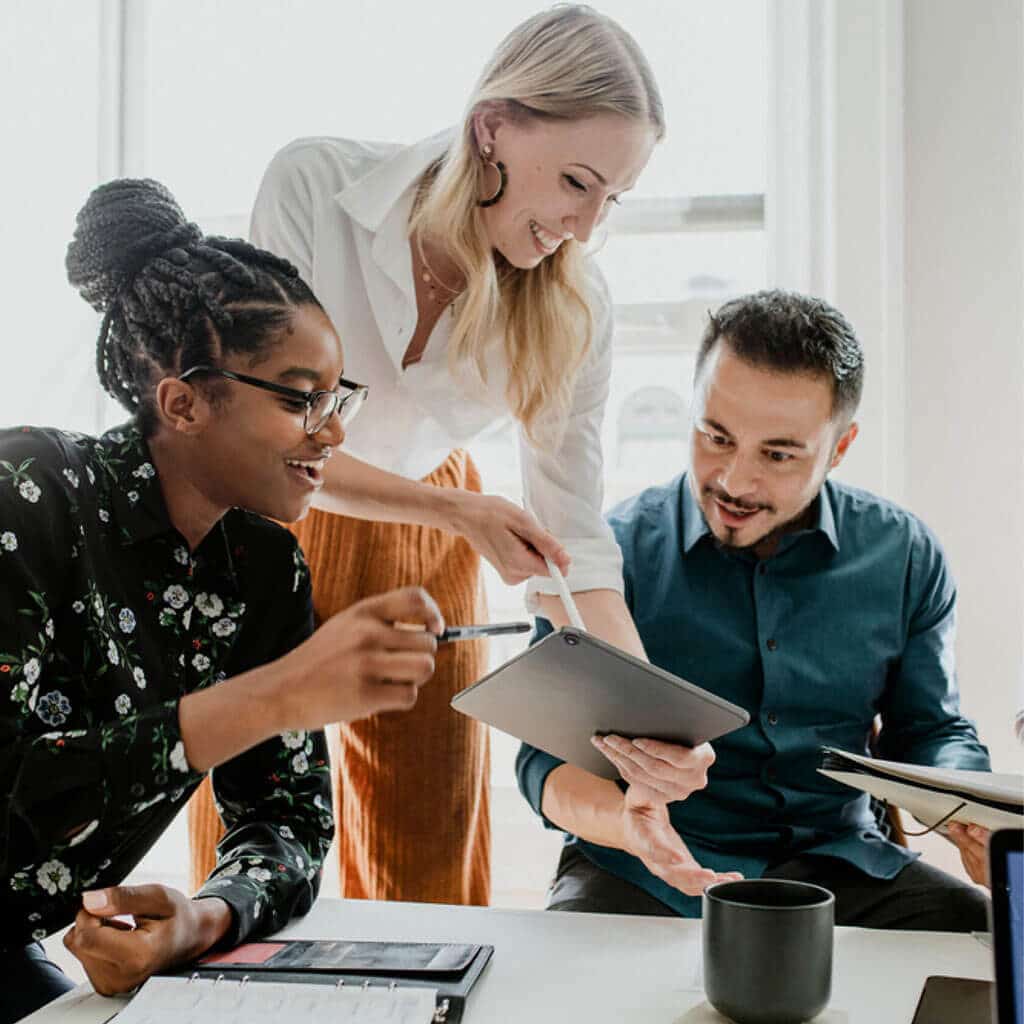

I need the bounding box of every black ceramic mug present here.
[702,879,835,1024]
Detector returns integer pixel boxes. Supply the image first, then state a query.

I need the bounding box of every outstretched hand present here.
[593,734,742,895]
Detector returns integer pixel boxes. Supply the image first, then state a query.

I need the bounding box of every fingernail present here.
[83,890,108,911]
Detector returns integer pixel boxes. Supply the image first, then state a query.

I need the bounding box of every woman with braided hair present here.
[0,177,446,1019]
[186,5,683,907]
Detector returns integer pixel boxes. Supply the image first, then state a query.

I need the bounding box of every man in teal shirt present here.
[517,290,991,930]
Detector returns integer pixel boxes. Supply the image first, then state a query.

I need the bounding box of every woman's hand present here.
[454,492,570,585]
[64,885,231,995]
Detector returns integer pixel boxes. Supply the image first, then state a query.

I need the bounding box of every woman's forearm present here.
[310,450,465,531]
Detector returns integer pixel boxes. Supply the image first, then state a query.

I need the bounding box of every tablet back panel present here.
[451,628,749,779]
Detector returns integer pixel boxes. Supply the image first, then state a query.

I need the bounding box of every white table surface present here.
[23,897,993,1024]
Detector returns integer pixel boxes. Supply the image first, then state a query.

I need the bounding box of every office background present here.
[2,0,1021,977]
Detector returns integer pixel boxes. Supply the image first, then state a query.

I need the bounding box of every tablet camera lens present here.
[564,633,579,646]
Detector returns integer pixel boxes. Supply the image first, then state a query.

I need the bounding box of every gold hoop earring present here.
[478,144,507,208]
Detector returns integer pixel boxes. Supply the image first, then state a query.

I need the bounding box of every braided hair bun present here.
[65,177,319,430]
[66,178,202,315]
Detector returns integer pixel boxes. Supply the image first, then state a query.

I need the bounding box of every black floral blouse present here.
[0,423,333,952]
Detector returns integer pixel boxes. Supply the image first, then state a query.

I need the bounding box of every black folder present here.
[165,939,494,1023]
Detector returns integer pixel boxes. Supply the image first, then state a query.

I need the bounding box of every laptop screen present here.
[991,828,1024,1024]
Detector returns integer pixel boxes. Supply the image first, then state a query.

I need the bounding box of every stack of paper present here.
[818,748,1024,831]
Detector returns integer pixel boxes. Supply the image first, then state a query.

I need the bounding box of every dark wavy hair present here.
[696,290,865,423]
[66,178,323,435]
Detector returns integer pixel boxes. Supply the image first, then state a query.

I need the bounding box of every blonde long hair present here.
[409,5,665,447]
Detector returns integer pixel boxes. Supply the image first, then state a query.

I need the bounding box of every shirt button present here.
[766,638,778,651]
[766,711,779,726]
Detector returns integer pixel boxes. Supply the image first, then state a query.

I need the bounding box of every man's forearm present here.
[535,589,647,659]
[534,589,645,849]
[540,764,631,850]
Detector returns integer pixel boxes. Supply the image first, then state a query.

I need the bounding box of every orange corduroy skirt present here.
[186,449,491,904]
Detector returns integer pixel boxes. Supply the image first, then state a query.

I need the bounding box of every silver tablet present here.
[450,627,750,779]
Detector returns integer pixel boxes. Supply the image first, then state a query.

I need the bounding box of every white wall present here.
[771,0,1024,779]
[903,0,1024,774]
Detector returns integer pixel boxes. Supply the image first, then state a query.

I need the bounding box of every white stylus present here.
[545,557,586,632]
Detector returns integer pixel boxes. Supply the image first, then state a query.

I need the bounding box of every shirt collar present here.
[334,127,456,233]
[679,474,841,556]
[100,422,174,546]
[102,423,242,586]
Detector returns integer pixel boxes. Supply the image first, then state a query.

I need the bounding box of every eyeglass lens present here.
[305,387,367,434]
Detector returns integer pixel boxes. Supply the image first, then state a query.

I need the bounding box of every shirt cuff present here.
[516,744,565,832]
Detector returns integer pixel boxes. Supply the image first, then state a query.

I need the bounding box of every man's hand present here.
[618,786,743,895]
[947,823,991,888]
[591,735,715,804]
[593,735,742,895]
[63,885,231,996]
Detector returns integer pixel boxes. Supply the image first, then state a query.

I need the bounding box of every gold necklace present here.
[415,240,463,317]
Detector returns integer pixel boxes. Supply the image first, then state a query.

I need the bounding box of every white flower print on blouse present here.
[212,617,235,638]
[221,861,243,877]
[97,509,110,523]
[281,730,306,750]
[118,608,136,634]
[181,606,193,631]
[169,741,189,773]
[193,653,210,672]
[163,585,188,610]
[173,545,189,566]
[44,619,54,639]
[1,531,17,552]
[92,594,104,619]
[107,639,120,666]
[85,465,95,485]
[35,691,71,726]
[62,469,79,488]
[133,666,147,689]
[11,681,29,704]
[115,693,132,716]
[18,480,41,504]
[279,825,295,840]
[132,462,155,480]
[247,866,272,883]
[291,752,309,774]
[23,658,40,686]
[72,600,85,614]
[36,860,71,895]
[195,593,224,618]
[127,490,139,504]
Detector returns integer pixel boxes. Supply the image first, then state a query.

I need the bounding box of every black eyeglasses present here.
[179,365,368,435]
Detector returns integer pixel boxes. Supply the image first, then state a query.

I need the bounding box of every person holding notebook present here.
[0,179,444,1021]
[518,289,994,930]
[185,5,697,908]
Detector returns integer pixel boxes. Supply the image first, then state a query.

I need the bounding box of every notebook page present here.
[114,975,437,1024]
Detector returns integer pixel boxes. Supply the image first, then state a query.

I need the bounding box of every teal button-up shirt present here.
[516,474,990,916]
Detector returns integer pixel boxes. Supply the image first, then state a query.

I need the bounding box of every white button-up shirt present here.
[250,130,623,609]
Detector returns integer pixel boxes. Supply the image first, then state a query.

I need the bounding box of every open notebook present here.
[818,748,1024,830]
[114,975,437,1024]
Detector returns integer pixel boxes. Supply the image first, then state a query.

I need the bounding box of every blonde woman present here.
[188,4,666,905]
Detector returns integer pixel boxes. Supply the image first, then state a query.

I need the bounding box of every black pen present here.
[439,622,532,643]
